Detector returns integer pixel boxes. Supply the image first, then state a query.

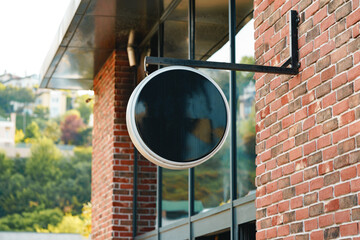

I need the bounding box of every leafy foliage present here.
[81,202,92,237]
[0,139,92,230]
[0,208,63,232]
[0,81,93,233]
[36,203,91,237]
[60,113,85,145]
[76,127,93,146]
[37,214,84,234]
[43,121,61,143]
[15,129,25,143]
[0,83,35,117]
[25,138,62,182]
[75,94,93,124]
[24,121,41,142]
[33,105,49,120]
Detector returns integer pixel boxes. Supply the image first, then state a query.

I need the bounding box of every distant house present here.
[237,81,255,120]
[0,72,39,88]
[0,113,16,148]
[0,72,69,119]
[35,89,67,118]
[0,73,39,114]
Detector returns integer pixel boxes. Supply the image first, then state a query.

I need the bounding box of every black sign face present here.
[127,66,229,169]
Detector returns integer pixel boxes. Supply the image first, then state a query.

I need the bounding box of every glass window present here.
[163,0,188,60]
[236,72,256,198]
[161,169,188,226]
[195,69,230,211]
[194,20,256,207]
[235,20,256,198]
[161,0,189,227]
[152,0,256,236]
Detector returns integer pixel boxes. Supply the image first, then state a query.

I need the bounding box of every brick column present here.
[92,50,156,240]
[254,0,360,239]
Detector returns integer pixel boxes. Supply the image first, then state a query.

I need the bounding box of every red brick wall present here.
[254,0,360,239]
[92,50,156,240]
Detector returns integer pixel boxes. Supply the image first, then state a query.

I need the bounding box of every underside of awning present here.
[40,0,253,90]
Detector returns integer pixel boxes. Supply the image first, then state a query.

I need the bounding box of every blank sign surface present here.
[127,66,229,169]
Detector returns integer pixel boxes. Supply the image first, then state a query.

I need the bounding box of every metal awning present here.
[39,0,253,90]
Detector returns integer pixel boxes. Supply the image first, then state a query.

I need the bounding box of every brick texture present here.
[254,0,360,239]
[92,50,156,240]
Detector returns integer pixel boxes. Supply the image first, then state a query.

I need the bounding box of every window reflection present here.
[195,136,230,209]
[161,169,188,226]
[193,20,256,210]
[195,69,230,210]
[160,8,255,222]
[236,66,256,198]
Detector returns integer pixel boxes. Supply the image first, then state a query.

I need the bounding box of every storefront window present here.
[161,169,188,226]
[157,0,256,235]
[236,69,256,198]
[235,20,256,198]
[194,69,230,210]
[160,0,189,227]
[196,20,256,202]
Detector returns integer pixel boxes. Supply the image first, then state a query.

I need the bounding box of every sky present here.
[209,19,255,62]
[0,0,71,77]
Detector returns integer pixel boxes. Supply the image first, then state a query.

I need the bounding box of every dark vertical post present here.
[156,29,164,240]
[290,10,299,69]
[156,166,162,240]
[132,55,139,238]
[132,147,138,238]
[157,2,164,239]
[188,0,195,239]
[229,0,238,239]
[188,0,195,60]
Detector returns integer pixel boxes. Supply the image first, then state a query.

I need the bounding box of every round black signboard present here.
[126,66,229,169]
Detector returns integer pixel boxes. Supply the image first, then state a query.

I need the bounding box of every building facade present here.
[0,73,39,88]
[35,90,67,118]
[254,0,360,239]
[39,0,360,239]
[0,113,16,148]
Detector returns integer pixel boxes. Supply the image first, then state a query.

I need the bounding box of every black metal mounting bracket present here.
[144,10,300,75]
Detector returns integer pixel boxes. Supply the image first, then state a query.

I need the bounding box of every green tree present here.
[0,83,35,117]
[0,151,13,176]
[36,203,91,236]
[64,109,81,118]
[0,139,92,230]
[33,106,50,131]
[15,129,25,143]
[24,121,41,141]
[77,127,92,146]
[60,114,85,145]
[72,147,92,163]
[0,152,14,216]
[33,105,49,120]
[75,94,93,124]
[13,87,35,104]
[0,208,63,231]
[25,138,61,182]
[43,121,61,143]
[54,147,92,213]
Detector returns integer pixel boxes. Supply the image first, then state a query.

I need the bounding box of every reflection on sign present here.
[127,66,229,169]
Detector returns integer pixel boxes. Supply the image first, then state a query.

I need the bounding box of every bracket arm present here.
[144,10,299,76]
